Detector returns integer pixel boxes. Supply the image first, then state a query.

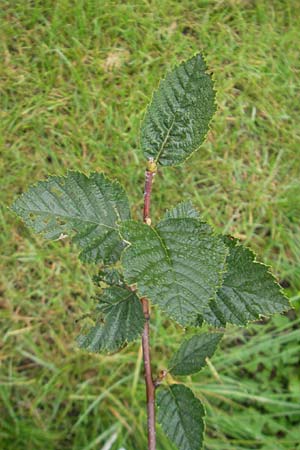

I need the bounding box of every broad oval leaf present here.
[12,171,130,264]
[157,384,205,450]
[169,332,222,376]
[141,53,216,166]
[203,238,291,327]
[120,216,228,326]
[77,286,145,353]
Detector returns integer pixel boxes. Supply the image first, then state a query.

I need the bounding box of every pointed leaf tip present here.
[203,237,291,327]
[12,171,130,264]
[164,201,200,220]
[141,53,216,166]
[169,332,222,376]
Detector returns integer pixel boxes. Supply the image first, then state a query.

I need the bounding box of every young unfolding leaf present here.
[77,286,145,353]
[12,171,130,264]
[203,238,290,326]
[120,216,228,326]
[157,384,205,450]
[141,53,216,166]
[169,332,222,376]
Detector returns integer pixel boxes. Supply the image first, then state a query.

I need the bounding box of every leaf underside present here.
[169,332,222,376]
[157,384,205,450]
[203,238,290,326]
[141,53,216,166]
[77,286,145,353]
[12,171,130,264]
[120,215,228,326]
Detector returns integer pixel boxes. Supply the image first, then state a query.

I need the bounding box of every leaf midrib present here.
[154,57,198,163]
[171,345,201,373]
[151,224,198,322]
[154,220,214,298]
[154,116,176,163]
[169,387,196,450]
[22,208,117,231]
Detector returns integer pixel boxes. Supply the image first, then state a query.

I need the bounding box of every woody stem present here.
[141,167,156,450]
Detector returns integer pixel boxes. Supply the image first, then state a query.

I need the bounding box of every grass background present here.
[1,0,300,449]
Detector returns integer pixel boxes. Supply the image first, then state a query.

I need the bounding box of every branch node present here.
[154,369,168,388]
[146,157,157,173]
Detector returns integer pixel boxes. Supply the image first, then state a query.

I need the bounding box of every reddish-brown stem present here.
[143,170,155,225]
[141,297,156,450]
[142,165,156,450]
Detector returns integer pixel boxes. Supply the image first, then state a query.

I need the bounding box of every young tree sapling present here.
[12,53,290,450]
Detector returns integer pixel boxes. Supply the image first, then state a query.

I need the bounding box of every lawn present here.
[1,1,300,449]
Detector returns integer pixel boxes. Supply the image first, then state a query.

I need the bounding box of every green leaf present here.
[157,384,205,450]
[164,201,200,219]
[141,53,216,166]
[77,286,145,353]
[120,216,228,326]
[93,267,125,288]
[203,238,291,326]
[169,332,222,376]
[12,171,130,264]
